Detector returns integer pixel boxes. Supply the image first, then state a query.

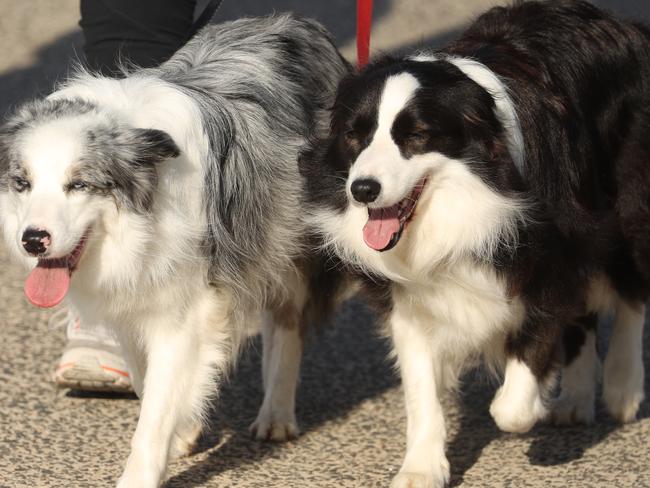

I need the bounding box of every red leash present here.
[356,0,373,69]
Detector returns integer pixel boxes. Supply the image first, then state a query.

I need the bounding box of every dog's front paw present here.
[116,448,166,488]
[392,453,450,488]
[249,408,299,442]
[169,422,203,459]
[490,382,548,433]
[116,465,160,488]
[551,390,596,425]
[391,473,433,488]
[391,464,450,488]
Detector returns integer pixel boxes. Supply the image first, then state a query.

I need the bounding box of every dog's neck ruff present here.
[410,53,526,177]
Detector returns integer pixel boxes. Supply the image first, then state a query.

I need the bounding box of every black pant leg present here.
[80,0,197,74]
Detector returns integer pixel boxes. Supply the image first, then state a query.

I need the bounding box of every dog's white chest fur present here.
[391,258,523,375]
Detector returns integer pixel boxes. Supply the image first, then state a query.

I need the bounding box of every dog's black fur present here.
[301,1,650,483]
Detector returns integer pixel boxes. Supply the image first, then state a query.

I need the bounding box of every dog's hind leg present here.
[117,290,234,488]
[250,304,304,442]
[552,314,599,425]
[250,255,355,442]
[603,300,646,423]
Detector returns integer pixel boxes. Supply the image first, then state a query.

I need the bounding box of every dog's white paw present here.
[603,348,644,423]
[551,391,595,425]
[169,423,202,459]
[392,451,450,488]
[490,381,548,433]
[603,373,644,423]
[116,460,161,488]
[391,473,434,488]
[391,462,450,488]
[249,408,299,442]
[116,475,154,488]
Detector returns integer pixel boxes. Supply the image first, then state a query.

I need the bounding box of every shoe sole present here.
[54,355,133,393]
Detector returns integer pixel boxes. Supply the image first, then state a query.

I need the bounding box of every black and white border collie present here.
[301,1,650,486]
[0,15,349,487]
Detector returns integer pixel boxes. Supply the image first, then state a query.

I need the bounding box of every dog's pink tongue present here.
[24,259,70,308]
[363,207,400,251]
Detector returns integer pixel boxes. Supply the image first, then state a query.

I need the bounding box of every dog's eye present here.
[403,131,428,142]
[68,180,88,191]
[345,129,359,141]
[11,177,31,193]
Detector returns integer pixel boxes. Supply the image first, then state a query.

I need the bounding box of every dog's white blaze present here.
[21,119,83,185]
[411,53,525,175]
[349,73,429,207]
[490,358,548,433]
[376,73,421,140]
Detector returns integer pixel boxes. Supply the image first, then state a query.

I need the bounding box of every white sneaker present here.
[52,309,133,393]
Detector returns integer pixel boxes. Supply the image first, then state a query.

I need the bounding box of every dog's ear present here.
[0,142,8,189]
[132,128,180,164]
[0,121,19,187]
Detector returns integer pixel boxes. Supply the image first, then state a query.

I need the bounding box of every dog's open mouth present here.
[362,178,427,252]
[24,233,89,308]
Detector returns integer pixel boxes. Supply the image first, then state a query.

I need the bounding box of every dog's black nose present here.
[22,228,51,256]
[350,178,381,203]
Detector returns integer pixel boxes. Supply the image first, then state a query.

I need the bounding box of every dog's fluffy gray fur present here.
[0,15,350,487]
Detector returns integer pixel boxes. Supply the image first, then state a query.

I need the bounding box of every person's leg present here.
[54,0,197,392]
[80,0,197,74]
[53,308,133,392]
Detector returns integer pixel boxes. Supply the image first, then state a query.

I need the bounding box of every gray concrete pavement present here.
[1,1,649,487]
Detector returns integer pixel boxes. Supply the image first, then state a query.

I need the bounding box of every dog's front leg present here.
[390,301,450,488]
[490,319,559,433]
[116,321,198,488]
[117,295,231,488]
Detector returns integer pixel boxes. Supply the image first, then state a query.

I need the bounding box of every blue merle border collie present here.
[0,15,349,487]
[301,1,650,486]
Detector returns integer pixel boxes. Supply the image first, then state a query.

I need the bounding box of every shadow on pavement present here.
[447,370,501,488]
[0,30,84,117]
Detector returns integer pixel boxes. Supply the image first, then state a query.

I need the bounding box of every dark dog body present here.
[301,2,650,485]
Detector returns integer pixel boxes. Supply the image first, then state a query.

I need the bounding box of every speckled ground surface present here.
[2,240,649,488]
[1,1,650,487]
